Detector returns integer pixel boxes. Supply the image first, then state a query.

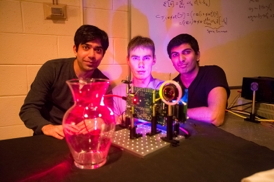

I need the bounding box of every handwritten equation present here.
[248,0,274,21]
[154,0,273,33]
[155,10,228,30]
[163,0,211,8]
[155,0,227,33]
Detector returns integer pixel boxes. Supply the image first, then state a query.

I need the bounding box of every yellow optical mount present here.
[159,80,183,105]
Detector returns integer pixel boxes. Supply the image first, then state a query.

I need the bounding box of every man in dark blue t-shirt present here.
[167,34,230,126]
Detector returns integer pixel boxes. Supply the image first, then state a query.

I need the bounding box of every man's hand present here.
[63,118,105,135]
[41,124,64,140]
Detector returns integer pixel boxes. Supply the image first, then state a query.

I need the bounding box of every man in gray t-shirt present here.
[112,36,163,124]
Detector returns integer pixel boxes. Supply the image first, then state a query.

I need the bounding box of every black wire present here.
[227,102,252,109]
[228,93,241,109]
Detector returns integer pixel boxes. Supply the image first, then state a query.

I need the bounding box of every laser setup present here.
[112,79,189,157]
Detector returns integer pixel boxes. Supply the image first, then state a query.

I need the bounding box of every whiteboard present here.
[130,0,274,86]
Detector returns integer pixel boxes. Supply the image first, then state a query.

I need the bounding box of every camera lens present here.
[162,84,178,101]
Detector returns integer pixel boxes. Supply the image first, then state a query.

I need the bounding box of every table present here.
[220,113,274,151]
[1,113,274,182]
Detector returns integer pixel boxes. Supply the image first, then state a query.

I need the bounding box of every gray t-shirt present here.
[112,78,163,117]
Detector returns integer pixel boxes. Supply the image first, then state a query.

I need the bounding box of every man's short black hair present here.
[167,34,199,58]
[74,24,109,53]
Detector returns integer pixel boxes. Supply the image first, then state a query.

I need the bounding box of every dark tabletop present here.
[1,117,274,182]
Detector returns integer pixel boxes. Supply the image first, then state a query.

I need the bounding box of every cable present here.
[104,94,126,100]
[228,109,262,119]
[226,109,274,123]
[227,102,252,110]
[240,105,252,111]
[226,110,247,119]
[179,127,189,135]
[228,92,241,109]
[258,119,274,122]
[228,109,250,115]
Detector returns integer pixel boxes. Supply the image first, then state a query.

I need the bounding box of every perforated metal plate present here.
[112,125,184,157]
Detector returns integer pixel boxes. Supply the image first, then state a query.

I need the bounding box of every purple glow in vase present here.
[62,78,115,169]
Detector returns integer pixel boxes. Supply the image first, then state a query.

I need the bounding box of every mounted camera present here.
[159,80,183,105]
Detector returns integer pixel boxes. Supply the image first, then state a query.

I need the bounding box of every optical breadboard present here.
[112,125,184,157]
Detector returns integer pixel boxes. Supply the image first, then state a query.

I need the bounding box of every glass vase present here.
[62,78,115,169]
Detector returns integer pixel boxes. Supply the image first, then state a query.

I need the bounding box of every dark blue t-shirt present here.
[173,65,230,108]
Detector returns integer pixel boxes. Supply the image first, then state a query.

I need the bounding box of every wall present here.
[0,0,129,140]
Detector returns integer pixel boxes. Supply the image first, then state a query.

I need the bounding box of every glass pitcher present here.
[62,78,115,169]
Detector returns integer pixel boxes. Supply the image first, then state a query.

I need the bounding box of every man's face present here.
[128,47,155,81]
[170,43,200,75]
[73,39,104,72]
